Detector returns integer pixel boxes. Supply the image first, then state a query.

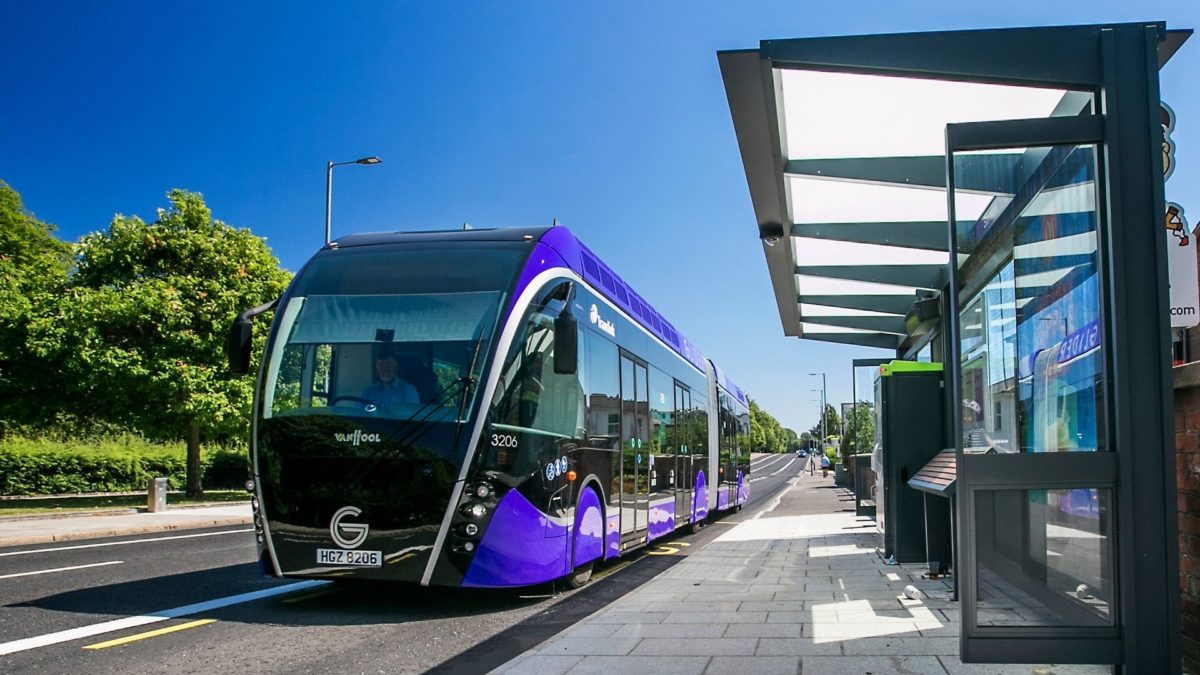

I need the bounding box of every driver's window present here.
[272,343,334,415]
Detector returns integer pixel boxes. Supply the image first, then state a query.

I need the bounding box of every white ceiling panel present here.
[795,274,921,296]
[792,236,947,266]
[788,176,992,224]
[779,69,1069,160]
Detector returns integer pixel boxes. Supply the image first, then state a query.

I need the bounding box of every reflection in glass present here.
[956,145,1104,454]
[975,488,1113,627]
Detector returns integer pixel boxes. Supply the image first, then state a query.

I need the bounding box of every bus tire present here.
[567,561,593,588]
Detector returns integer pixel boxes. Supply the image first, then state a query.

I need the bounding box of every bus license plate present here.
[316,548,382,567]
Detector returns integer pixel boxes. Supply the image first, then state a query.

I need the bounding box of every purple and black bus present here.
[229,226,750,588]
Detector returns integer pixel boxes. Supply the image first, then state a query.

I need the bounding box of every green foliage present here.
[0,182,73,432]
[839,401,876,458]
[808,403,841,446]
[0,435,247,495]
[747,398,795,454]
[24,189,291,443]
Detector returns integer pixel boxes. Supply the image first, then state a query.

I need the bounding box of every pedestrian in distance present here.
[820,453,831,477]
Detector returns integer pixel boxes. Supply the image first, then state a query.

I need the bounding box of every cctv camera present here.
[758,223,785,247]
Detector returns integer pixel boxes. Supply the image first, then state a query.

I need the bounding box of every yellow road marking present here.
[674,542,691,547]
[647,546,679,556]
[592,560,632,581]
[82,619,215,650]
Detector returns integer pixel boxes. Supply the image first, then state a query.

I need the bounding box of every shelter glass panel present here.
[955,145,1105,455]
[974,488,1114,628]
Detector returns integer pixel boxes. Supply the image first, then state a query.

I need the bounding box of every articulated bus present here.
[228,226,750,588]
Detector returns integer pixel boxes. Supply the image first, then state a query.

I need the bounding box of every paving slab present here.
[705,655,799,674]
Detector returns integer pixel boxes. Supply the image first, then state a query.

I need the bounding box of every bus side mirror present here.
[554,309,577,375]
[227,299,279,376]
[228,317,253,374]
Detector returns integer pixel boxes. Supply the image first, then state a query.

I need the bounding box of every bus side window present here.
[587,331,619,450]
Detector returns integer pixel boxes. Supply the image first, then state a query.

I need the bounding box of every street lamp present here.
[810,372,827,454]
[325,156,382,244]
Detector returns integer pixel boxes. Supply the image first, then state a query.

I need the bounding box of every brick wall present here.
[1176,361,1200,672]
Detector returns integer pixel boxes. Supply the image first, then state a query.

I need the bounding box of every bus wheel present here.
[566,562,594,588]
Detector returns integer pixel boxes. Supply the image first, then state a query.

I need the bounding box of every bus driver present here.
[363,351,420,410]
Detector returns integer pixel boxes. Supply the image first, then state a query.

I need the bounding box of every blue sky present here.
[3,2,1197,433]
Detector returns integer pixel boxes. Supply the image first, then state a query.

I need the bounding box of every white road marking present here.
[750,454,786,471]
[0,560,123,580]
[0,529,253,558]
[769,457,798,476]
[752,476,799,520]
[0,579,327,656]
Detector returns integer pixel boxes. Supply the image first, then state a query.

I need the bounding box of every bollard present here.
[147,477,168,513]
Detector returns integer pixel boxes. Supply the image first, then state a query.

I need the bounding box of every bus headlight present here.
[463,503,488,519]
[464,523,479,537]
[473,483,492,499]
[245,479,256,493]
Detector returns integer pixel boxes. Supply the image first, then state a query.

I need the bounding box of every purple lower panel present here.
[737,471,749,505]
[693,470,708,521]
[462,489,567,587]
[646,501,675,542]
[573,486,603,566]
[717,488,729,511]
[605,512,620,559]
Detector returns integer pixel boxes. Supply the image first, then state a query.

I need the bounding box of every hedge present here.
[0,436,249,496]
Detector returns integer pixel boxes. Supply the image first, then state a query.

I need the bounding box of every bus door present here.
[673,383,692,525]
[619,352,649,546]
[719,395,736,509]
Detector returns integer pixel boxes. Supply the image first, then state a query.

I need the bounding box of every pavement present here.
[0,504,252,547]
[491,475,1109,675]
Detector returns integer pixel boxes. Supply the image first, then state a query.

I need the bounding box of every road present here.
[0,452,809,674]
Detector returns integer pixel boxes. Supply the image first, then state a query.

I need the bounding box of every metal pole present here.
[820,373,827,455]
[324,160,334,245]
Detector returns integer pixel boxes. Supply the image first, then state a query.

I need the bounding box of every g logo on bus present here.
[330,506,369,549]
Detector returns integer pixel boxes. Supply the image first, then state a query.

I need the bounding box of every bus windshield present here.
[262,290,502,422]
[259,242,527,425]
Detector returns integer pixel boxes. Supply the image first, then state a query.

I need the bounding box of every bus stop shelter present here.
[719,22,1189,673]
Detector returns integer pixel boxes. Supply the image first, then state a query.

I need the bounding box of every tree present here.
[27,190,291,495]
[781,427,801,451]
[839,401,876,460]
[747,398,790,453]
[808,403,841,449]
[0,182,73,433]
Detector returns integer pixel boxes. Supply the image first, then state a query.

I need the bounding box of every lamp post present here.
[810,372,827,454]
[325,156,382,244]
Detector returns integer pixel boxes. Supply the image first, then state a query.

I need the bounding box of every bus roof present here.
[536,226,710,374]
[330,226,552,248]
